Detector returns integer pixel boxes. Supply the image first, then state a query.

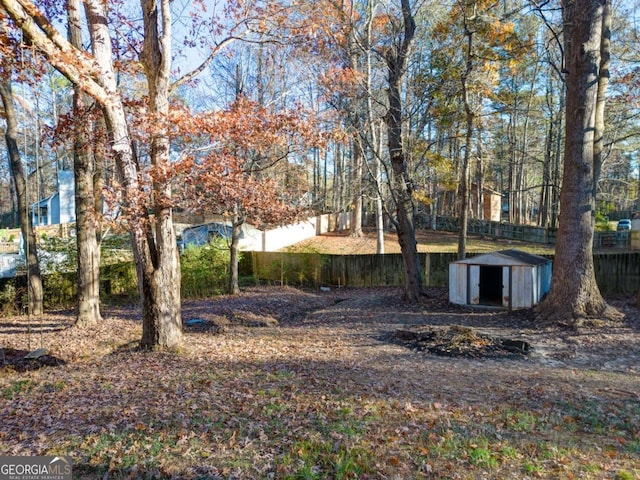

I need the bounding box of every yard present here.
[284,229,556,255]
[1,285,639,479]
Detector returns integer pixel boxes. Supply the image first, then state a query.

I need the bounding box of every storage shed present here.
[449,249,552,310]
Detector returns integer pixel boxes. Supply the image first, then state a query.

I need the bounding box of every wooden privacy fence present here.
[244,251,640,294]
[436,216,632,248]
[436,216,558,244]
[246,252,464,288]
[593,252,640,294]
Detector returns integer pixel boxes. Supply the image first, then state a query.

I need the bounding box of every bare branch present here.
[170,36,237,94]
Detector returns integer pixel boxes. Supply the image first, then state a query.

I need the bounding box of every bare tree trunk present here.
[384,0,421,301]
[475,123,483,220]
[138,0,182,349]
[592,0,611,196]
[0,76,43,315]
[364,3,384,253]
[538,113,554,228]
[93,116,105,233]
[69,0,102,327]
[458,16,474,260]
[518,64,539,225]
[228,211,242,296]
[333,143,344,222]
[458,111,472,259]
[350,137,364,237]
[551,93,564,229]
[508,110,517,224]
[348,28,364,238]
[85,0,182,348]
[536,0,619,325]
[637,168,640,213]
[374,128,385,254]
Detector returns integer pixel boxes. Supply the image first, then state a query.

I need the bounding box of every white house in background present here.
[31,170,75,226]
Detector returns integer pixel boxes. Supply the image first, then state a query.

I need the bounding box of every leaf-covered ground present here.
[285,229,556,255]
[1,286,639,479]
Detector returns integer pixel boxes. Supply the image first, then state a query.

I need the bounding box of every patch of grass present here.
[503,409,538,432]
[280,440,373,480]
[427,428,466,460]
[553,399,640,439]
[615,471,636,480]
[313,404,368,440]
[467,441,499,469]
[522,461,545,475]
[264,400,286,415]
[33,386,640,479]
[584,463,603,473]
[625,440,640,455]
[1,378,34,398]
[42,379,67,392]
[67,427,185,477]
[333,447,372,478]
[499,444,519,460]
[289,464,321,480]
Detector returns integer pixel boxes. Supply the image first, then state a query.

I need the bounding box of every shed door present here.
[469,265,480,304]
[479,265,504,306]
[467,265,480,305]
[502,266,510,308]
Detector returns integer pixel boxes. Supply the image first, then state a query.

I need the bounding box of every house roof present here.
[30,192,58,208]
[452,249,551,266]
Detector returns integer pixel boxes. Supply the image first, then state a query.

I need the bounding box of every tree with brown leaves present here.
[176,97,318,294]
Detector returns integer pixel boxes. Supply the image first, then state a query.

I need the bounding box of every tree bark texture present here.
[0,76,43,315]
[229,210,242,295]
[592,0,611,195]
[86,0,182,348]
[457,13,474,260]
[350,137,364,238]
[69,0,102,327]
[536,0,619,324]
[348,29,364,238]
[384,0,421,301]
[364,2,384,254]
[138,0,182,349]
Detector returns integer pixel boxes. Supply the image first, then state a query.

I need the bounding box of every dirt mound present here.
[393,325,531,359]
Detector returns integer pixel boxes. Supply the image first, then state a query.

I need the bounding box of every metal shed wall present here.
[448,264,467,305]
[510,265,534,309]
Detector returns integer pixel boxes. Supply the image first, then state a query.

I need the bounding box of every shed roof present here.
[452,249,551,267]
